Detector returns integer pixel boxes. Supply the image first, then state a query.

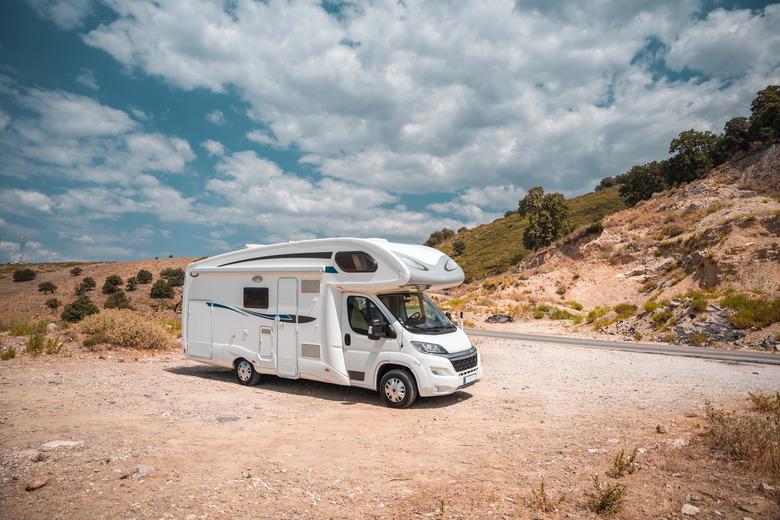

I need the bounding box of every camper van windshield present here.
[378,293,456,334]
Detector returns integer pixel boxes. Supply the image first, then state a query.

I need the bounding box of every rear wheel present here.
[379,369,417,408]
[235,358,261,386]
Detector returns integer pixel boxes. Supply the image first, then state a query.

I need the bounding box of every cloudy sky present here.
[1,0,779,262]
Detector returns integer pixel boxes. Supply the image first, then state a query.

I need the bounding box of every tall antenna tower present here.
[18,235,27,264]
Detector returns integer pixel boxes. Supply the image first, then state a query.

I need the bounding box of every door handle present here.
[344,333,351,346]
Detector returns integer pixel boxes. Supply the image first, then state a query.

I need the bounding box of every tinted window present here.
[243,288,269,309]
[347,296,386,335]
[335,251,378,273]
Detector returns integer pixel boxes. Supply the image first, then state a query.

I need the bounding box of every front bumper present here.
[415,348,482,397]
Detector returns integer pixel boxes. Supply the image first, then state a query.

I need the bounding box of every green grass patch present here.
[549,308,574,320]
[613,303,637,320]
[587,306,611,324]
[720,293,780,329]
[10,320,48,336]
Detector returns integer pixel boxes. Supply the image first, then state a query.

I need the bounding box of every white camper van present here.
[182,238,480,408]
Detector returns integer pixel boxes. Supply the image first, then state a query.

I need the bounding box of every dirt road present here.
[1,337,779,519]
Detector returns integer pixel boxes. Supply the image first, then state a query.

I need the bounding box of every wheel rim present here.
[384,377,406,403]
[237,361,252,382]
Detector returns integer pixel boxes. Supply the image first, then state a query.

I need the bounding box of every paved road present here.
[465,328,780,365]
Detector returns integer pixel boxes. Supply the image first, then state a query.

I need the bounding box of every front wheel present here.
[235,358,261,386]
[379,369,418,408]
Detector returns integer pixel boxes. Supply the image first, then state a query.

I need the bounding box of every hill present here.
[437,145,780,350]
[435,187,626,281]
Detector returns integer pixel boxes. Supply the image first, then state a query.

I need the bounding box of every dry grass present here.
[705,396,780,479]
[79,310,172,350]
[585,475,626,515]
[528,479,563,513]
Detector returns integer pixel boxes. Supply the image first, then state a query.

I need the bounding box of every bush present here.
[614,303,637,320]
[126,277,137,291]
[452,239,466,257]
[585,475,626,515]
[587,306,610,323]
[748,392,780,413]
[61,295,99,323]
[150,279,174,299]
[45,337,62,355]
[101,275,123,294]
[45,298,61,311]
[26,334,44,356]
[80,309,170,350]
[1,347,16,360]
[690,292,708,313]
[611,448,639,477]
[549,308,574,320]
[652,309,673,327]
[720,293,780,329]
[70,266,83,276]
[585,221,604,235]
[160,267,184,287]
[519,187,571,250]
[75,277,96,295]
[10,321,47,336]
[643,300,660,313]
[13,268,37,282]
[38,281,57,294]
[424,228,455,247]
[104,290,132,309]
[136,269,153,284]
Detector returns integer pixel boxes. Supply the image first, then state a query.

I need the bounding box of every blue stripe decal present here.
[208,302,315,323]
[207,302,247,316]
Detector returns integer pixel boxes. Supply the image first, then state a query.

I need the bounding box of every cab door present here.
[342,294,397,386]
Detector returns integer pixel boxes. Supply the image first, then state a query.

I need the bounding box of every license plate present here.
[461,374,478,387]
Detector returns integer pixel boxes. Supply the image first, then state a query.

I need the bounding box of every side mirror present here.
[368,317,386,340]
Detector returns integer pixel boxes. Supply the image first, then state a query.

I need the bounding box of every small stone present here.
[132,465,155,479]
[672,438,689,448]
[758,482,775,492]
[216,414,241,423]
[46,323,57,332]
[656,424,667,434]
[738,496,773,515]
[25,478,48,491]
[681,504,700,516]
[40,440,83,451]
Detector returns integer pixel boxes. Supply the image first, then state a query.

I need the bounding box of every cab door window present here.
[347,296,384,336]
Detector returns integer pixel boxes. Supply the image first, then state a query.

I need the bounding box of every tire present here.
[379,369,418,408]
[235,358,261,386]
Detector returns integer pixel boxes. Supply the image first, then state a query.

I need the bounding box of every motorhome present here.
[182,238,481,407]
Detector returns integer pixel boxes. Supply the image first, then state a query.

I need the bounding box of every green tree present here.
[12,268,36,282]
[126,276,137,291]
[518,187,571,250]
[160,267,184,287]
[452,239,466,256]
[102,275,123,294]
[665,129,720,184]
[618,161,667,206]
[104,290,132,309]
[713,116,749,164]
[38,281,57,294]
[748,85,780,146]
[69,266,83,277]
[150,279,174,299]
[61,296,99,323]
[136,269,153,284]
[45,298,61,312]
[75,277,96,295]
[424,228,455,247]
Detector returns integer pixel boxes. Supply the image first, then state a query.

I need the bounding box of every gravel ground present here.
[1,337,779,519]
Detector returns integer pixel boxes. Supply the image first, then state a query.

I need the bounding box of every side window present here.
[335,251,378,273]
[347,296,385,335]
[243,287,269,309]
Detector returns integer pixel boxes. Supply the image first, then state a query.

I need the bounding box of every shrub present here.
[104,290,132,309]
[26,334,44,355]
[80,309,170,350]
[720,294,780,329]
[533,309,546,319]
[424,228,455,247]
[70,266,83,276]
[652,309,673,327]
[126,277,137,291]
[160,267,184,287]
[587,306,610,323]
[529,479,563,513]
[452,239,466,257]
[585,475,626,515]
[45,298,61,311]
[136,269,153,284]
[1,347,16,360]
[748,392,780,413]
[690,292,708,313]
[706,401,779,478]
[61,295,99,323]
[614,303,637,320]
[37,281,57,294]
[10,321,47,336]
[611,448,639,477]
[45,338,62,355]
[567,301,583,311]
[643,300,660,313]
[101,275,123,294]
[150,279,174,299]
[75,277,96,295]
[585,221,604,235]
[689,332,709,346]
[549,308,574,320]
[618,161,667,206]
[13,268,37,282]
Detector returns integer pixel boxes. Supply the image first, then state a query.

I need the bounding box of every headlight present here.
[411,341,449,355]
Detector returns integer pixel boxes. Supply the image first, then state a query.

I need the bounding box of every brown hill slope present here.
[440,145,780,350]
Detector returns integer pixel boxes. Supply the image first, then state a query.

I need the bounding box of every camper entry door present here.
[276,278,298,378]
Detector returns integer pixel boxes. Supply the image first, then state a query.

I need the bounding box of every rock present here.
[25,478,48,491]
[738,496,773,515]
[216,414,241,423]
[46,323,57,332]
[759,482,775,492]
[681,504,700,516]
[485,314,513,323]
[40,440,83,451]
[760,336,777,351]
[671,438,689,448]
[656,424,667,434]
[132,465,155,479]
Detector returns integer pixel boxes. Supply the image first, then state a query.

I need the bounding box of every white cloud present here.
[0,110,10,131]
[0,189,53,214]
[25,0,93,29]
[75,68,99,90]
[201,139,225,156]
[246,129,282,148]
[206,109,226,125]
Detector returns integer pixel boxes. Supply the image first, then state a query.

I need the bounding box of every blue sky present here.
[1,0,779,262]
